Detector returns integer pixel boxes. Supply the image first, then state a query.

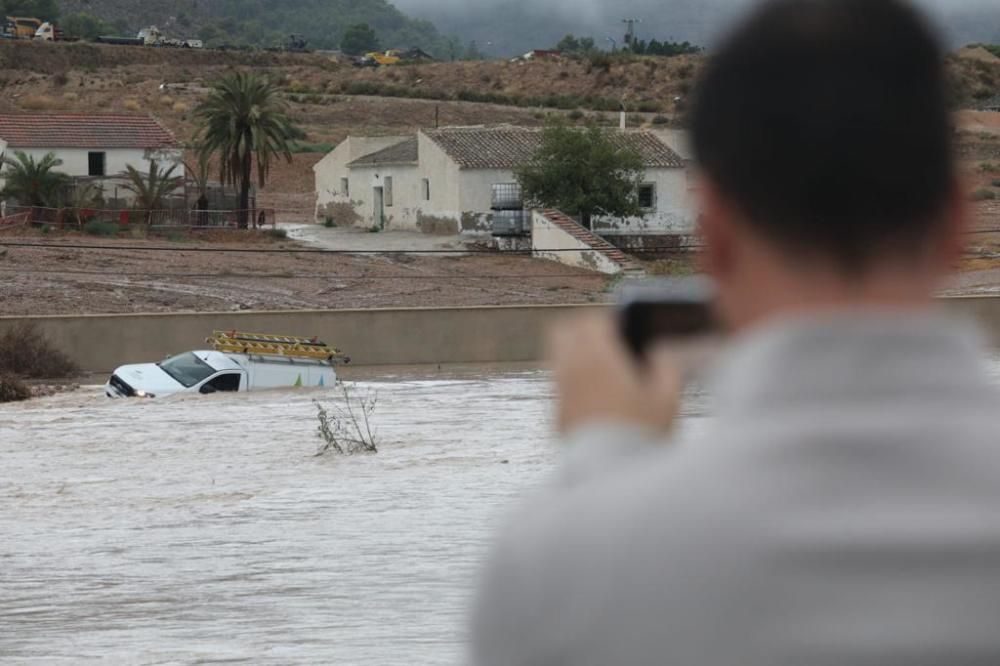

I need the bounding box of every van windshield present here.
[158,353,216,388]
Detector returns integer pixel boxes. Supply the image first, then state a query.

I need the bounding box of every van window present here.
[201,373,241,394]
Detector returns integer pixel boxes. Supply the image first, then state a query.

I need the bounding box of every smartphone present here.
[618,277,720,359]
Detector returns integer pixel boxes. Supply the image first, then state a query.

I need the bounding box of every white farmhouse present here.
[0,114,181,203]
[314,126,695,240]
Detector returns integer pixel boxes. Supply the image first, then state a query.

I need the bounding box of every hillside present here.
[54,0,453,54]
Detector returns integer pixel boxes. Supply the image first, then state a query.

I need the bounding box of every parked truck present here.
[2,16,42,40]
[96,25,202,48]
[34,22,78,42]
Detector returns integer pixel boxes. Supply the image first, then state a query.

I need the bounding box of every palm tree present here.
[119,161,183,224]
[193,72,298,228]
[0,151,70,208]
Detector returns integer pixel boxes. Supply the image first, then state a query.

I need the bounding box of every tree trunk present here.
[581,212,592,230]
[238,153,252,229]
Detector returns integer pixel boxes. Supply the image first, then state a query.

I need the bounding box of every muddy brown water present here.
[1,359,997,664]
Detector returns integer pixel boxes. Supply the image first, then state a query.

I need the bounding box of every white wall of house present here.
[414,133,463,233]
[592,167,695,235]
[0,145,183,202]
[313,136,411,221]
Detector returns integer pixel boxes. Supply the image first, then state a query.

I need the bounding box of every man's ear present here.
[696,179,739,280]
[937,177,971,272]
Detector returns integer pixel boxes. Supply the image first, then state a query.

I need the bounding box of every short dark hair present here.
[691,0,954,271]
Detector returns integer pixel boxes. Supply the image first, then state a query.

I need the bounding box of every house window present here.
[341,177,349,197]
[638,183,656,210]
[384,176,393,207]
[88,152,106,177]
[421,178,430,201]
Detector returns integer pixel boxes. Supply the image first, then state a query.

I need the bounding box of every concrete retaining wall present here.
[2,297,998,375]
[0,305,598,374]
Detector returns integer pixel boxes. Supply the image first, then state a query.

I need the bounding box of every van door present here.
[199,372,244,394]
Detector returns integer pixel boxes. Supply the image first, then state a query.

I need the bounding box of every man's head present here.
[691,0,966,328]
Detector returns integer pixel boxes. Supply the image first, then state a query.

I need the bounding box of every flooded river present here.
[2,359,997,664]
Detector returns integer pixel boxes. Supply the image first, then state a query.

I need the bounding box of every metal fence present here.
[3,206,277,231]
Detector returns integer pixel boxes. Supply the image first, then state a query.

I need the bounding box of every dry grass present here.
[19,94,61,111]
[172,101,189,113]
[123,98,142,111]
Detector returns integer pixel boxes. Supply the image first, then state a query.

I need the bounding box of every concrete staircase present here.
[540,209,645,275]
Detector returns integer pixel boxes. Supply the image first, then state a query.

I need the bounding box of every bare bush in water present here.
[0,323,80,379]
[314,383,379,456]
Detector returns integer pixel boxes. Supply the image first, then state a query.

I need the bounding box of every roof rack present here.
[206,330,346,362]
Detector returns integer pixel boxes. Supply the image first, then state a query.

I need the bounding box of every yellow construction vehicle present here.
[4,16,42,40]
[360,50,401,66]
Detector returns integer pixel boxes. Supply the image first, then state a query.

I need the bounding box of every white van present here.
[105,331,348,399]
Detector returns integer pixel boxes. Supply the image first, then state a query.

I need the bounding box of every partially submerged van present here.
[105,331,349,399]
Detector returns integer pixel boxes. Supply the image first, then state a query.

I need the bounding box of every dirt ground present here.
[0,228,610,315]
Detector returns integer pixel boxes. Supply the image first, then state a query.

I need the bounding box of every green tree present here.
[119,161,183,223]
[60,12,111,40]
[579,37,596,52]
[556,34,580,52]
[0,151,69,207]
[515,121,646,229]
[194,72,297,228]
[340,22,379,56]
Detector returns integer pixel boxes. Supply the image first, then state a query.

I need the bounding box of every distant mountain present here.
[55,0,455,54]
[395,0,1000,57]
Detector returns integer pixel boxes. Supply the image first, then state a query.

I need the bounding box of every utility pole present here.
[622,18,641,46]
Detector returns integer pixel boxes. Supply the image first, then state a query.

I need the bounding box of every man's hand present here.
[548,313,684,436]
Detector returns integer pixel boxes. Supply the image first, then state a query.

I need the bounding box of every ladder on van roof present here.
[206,330,347,362]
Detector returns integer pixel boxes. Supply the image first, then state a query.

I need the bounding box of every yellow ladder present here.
[206,330,344,361]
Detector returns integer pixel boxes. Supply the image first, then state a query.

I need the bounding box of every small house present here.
[0,113,182,204]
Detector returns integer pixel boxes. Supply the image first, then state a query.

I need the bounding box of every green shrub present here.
[40,224,51,235]
[652,114,670,125]
[567,109,585,120]
[267,227,289,239]
[971,188,997,201]
[992,179,1000,188]
[323,217,336,228]
[83,219,118,237]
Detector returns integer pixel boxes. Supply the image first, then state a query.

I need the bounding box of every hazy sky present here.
[393,0,1000,55]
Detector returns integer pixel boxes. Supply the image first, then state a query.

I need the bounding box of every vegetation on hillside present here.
[56,0,455,56]
[1,0,57,20]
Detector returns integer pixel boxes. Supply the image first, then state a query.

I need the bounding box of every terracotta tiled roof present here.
[423,126,685,169]
[0,114,177,150]
[348,137,418,167]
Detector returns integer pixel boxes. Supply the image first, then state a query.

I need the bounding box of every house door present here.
[373,186,384,230]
